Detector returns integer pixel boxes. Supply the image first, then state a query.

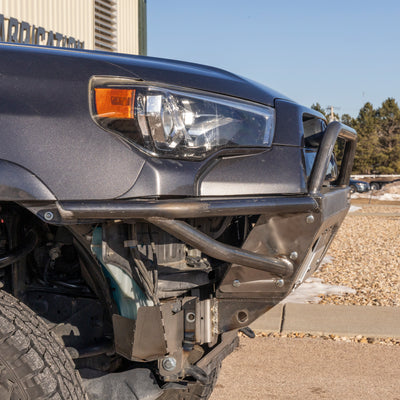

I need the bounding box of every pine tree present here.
[352,102,379,174]
[310,98,400,174]
[311,103,328,119]
[375,98,400,173]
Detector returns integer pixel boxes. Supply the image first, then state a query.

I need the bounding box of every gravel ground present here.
[255,332,400,346]
[314,204,400,307]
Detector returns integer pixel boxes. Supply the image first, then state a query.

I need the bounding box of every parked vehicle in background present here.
[351,175,400,191]
[0,43,357,400]
[349,179,370,194]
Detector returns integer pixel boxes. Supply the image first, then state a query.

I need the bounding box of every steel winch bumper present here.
[29,123,355,286]
[38,122,356,329]
[26,123,356,331]
[17,122,357,376]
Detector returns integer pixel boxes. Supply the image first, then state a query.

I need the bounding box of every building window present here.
[94,0,117,52]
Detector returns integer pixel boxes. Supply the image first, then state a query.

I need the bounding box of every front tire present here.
[0,289,87,400]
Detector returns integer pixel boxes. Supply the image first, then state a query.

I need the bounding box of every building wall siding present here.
[117,0,139,55]
[0,0,94,48]
[0,0,145,54]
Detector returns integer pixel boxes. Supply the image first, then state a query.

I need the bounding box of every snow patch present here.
[349,205,362,213]
[353,192,400,201]
[321,255,334,264]
[351,181,400,201]
[370,193,400,201]
[282,277,356,304]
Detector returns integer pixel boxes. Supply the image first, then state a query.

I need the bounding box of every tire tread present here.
[0,290,87,400]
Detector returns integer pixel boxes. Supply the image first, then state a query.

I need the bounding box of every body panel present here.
[0,44,300,201]
[0,160,55,200]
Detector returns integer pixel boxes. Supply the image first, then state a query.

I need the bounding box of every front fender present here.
[0,160,55,201]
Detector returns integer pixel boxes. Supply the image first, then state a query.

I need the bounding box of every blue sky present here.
[147,0,400,117]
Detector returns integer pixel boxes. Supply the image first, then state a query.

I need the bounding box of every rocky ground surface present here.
[314,202,400,307]
[254,331,400,346]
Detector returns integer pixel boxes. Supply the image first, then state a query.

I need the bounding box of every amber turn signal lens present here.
[95,88,135,119]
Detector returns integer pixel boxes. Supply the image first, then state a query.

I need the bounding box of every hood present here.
[0,43,291,108]
[106,53,292,107]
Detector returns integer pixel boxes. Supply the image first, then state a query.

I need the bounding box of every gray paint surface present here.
[0,44,320,200]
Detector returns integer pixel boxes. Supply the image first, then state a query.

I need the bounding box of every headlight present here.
[91,78,275,160]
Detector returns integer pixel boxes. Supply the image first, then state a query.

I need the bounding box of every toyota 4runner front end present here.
[0,44,356,400]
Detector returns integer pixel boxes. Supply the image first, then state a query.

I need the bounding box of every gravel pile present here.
[252,332,400,346]
[314,204,400,307]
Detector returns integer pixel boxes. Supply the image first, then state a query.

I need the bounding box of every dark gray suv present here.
[0,43,356,400]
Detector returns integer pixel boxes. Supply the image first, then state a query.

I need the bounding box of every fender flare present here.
[0,160,56,201]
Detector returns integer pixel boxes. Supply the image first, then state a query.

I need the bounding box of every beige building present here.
[0,0,147,54]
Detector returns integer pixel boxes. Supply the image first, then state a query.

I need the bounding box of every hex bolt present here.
[162,357,177,371]
[44,211,54,221]
[232,279,241,287]
[289,251,298,260]
[186,312,196,323]
[275,279,285,288]
[306,215,315,224]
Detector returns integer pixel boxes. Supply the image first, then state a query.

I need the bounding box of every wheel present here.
[370,182,380,191]
[349,185,356,194]
[156,364,220,400]
[0,289,87,400]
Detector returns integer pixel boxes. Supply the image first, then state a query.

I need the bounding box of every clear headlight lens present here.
[92,80,275,160]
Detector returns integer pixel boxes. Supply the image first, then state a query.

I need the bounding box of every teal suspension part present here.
[91,227,151,320]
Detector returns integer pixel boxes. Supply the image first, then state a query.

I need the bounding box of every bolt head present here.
[290,251,298,260]
[275,279,285,288]
[306,215,315,224]
[232,279,241,288]
[162,357,177,371]
[44,211,54,221]
[186,312,196,323]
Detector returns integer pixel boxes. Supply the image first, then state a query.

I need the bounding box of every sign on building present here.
[0,14,84,48]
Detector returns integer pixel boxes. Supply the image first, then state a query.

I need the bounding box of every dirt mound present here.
[381,181,400,194]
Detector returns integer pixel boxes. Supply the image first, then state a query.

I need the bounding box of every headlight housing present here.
[91,78,275,160]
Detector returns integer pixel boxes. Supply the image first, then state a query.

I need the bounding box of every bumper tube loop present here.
[308,121,357,195]
[146,217,294,278]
